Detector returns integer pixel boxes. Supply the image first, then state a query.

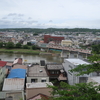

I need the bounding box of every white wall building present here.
[63,58,91,85]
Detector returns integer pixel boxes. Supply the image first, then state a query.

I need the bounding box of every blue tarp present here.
[7,68,26,78]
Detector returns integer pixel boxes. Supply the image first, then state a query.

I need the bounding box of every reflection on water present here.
[0,53,63,63]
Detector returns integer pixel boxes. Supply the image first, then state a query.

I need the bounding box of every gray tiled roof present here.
[46,65,63,70]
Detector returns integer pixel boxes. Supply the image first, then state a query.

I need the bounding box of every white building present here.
[87,76,100,85]
[63,58,91,85]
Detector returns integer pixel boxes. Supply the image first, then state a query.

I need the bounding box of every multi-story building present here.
[44,34,64,45]
[63,58,91,85]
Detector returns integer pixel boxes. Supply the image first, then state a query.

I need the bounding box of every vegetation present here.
[0,48,40,54]
[0,42,3,48]
[22,45,29,49]
[70,44,100,76]
[0,28,100,33]
[15,43,22,48]
[92,44,100,54]
[6,42,14,49]
[47,81,100,100]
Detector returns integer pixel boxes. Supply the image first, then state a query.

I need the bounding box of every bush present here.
[22,45,29,49]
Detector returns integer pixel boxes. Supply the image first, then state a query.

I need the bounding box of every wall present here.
[27,76,49,83]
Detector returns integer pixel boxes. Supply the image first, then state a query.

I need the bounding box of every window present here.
[41,78,46,82]
[31,79,37,83]
[51,71,54,74]
[41,80,46,82]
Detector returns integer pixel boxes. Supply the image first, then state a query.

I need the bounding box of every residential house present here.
[2,68,26,91]
[0,91,25,100]
[45,63,67,82]
[2,78,25,91]
[61,40,73,47]
[0,61,8,90]
[13,58,23,65]
[63,58,91,85]
[26,82,53,100]
[27,64,49,83]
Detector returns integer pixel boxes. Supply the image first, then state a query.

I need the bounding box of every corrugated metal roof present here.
[3,78,25,91]
[7,68,26,78]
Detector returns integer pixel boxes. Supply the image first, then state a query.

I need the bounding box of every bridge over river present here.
[40,44,92,59]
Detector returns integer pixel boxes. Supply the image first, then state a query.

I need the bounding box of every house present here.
[13,58,23,65]
[61,40,73,47]
[45,63,66,82]
[7,68,26,79]
[2,78,25,91]
[27,64,49,83]
[0,61,8,90]
[63,58,91,85]
[26,82,53,100]
[0,91,25,100]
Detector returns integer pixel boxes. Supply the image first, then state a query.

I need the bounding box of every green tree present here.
[32,45,39,50]
[27,42,32,46]
[0,42,3,48]
[92,44,100,54]
[22,45,29,49]
[33,33,39,36]
[70,54,100,76]
[47,82,100,100]
[6,42,14,49]
[15,43,22,48]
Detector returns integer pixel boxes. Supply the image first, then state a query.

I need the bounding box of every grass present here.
[0,48,61,55]
[0,48,41,55]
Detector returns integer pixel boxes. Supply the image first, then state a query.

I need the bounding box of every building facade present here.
[63,58,91,85]
[44,35,64,45]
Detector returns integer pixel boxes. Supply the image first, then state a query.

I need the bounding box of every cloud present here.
[49,20,53,22]
[8,13,17,16]
[2,17,7,19]
[0,0,100,28]
[18,14,24,17]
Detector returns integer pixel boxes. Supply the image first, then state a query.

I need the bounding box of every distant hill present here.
[0,28,100,34]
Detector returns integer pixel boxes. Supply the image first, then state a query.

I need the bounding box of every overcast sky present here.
[0,0,100,29]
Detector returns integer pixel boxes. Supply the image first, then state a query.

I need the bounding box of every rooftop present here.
[46,64,63,70]
[65,58,90,65]
[0,61,7,67]
[26,82,53,88]
[28,65,48,77]
[3,78,25,91]
[7,68,26,78]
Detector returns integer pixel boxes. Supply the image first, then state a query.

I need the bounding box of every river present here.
[0,53,63,63]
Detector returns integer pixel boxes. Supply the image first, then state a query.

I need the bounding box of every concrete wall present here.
[27,76,49,83]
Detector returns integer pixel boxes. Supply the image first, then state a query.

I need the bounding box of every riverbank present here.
[0,49,41,55]
[0,48,60,55]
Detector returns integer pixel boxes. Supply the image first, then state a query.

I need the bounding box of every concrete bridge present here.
[40,44,92,59]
